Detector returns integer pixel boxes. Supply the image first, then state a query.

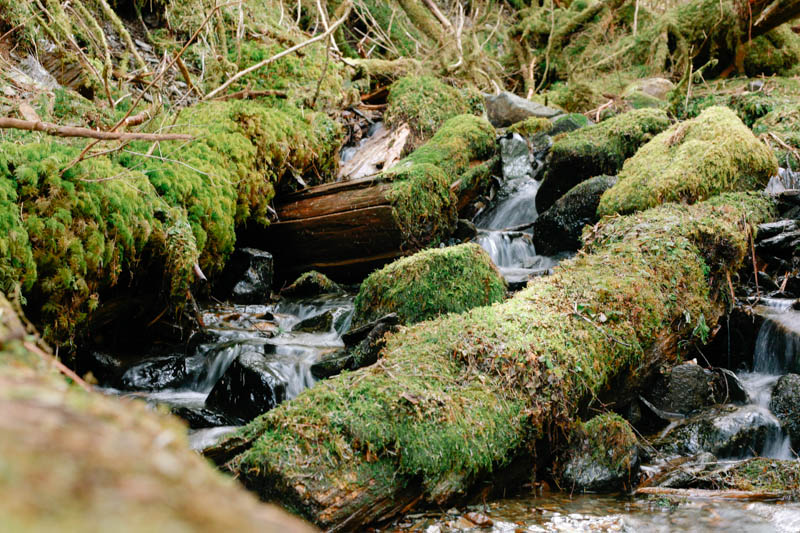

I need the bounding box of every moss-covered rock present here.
[283,271,342,297]
[753,103,800,170]
[537,108,670,212]
[353,243,506,326]
[744,25,800,78]
[598,106,778,217]
[213,193,774,529]
[0,294,315,533]
[560,413,640,493]
[385,76,484,150]
[506,117,552,138]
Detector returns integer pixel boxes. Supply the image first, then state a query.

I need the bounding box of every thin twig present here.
[24,341,92,392]
[0,117,192,141]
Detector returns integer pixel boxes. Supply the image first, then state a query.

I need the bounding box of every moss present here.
[221,193,774,527]
[353,243,506,327]
[385,114,496,248]
[680,457,800,499]
[538,108,670,212]
[507,117,552,137]
[598,106,778,217]
[385,76,485,150]
[283,270,342,297]
[744,25,800,77]
[753,103,800,170]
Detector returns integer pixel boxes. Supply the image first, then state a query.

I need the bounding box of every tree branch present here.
[0,118,192,142]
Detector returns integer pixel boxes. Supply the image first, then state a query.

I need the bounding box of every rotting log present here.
[243,115,496,282]
[0,294,316,533]
[210,193,775,530]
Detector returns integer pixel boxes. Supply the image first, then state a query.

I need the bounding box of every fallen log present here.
[635,487,784,501]
[0,294,316,533]
[245,115,496,281]
[210,192,775,530]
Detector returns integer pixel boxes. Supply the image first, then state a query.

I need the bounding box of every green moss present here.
[744,25,800,77]
[538,108,670,211]
[385,76,484,149]
[283,270,342,297]
[598,106,778,217]
[507,117,552,137]
[753,103,800,170]
[353,243,506,326]
[221,194,774,526]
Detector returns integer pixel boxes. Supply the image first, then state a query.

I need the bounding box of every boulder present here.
[282,271,342,298]
[352,243,507,326]
[599,106,778,216]
[769,373,800,447]
[533,175,617,255]
[118,356,188,391]
[311,315,400,379]
[538,108,670,213]
[485,91,562,127]
[205,351,287,421]
[656,405,782,457]
[560,413,641,492]
[215,248,274,304]
[548,113,591,135]
[622,78,674,109]
[645,363,719,416]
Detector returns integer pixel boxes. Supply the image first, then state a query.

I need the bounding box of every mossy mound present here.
[507,117,552,138]
[537,108,670,212]
[744,25,800,78]
[598,106,778,217]
[385,76,484,150]
[754,103,800,170]
[0,99,341,344]
[353,243,506,326]
[386,114,496,247]
[560,413,640,492]
[216,193,774,528]
[283,271,342,297]
[0,295,315,533]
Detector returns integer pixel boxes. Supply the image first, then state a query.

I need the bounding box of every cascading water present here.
[474,133,560,287]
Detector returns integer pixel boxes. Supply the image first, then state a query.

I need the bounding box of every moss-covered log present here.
[211,192,774,530]
[257,115,496,281]
[0,294,315,532]
[598,106,778,216]
[352,243,506,327]
[537,109,670,212]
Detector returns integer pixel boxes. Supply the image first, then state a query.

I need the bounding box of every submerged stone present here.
[484,91,562,127]
[205,352,287,422]
[353,243,507,326]
[533,175,617,256]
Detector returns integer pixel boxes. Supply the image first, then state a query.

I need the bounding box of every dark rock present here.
[702,307,765,370]
[500,133,534,180]
[310,349,351,379]
[656,405,782,457]
[645,363,718,416]
[533,175,617,255]
[342,314,400,347]
[769,373,800,447]
[172,406,240,429]
[757,219,800,239]
[549,113,591,135]
[282,270,342,297]
[312,315,400,379]
[217,248,273,304]
[118,356,188,390]
[484,92,562,127]
[560,413,640,492]
[453,219,478,241]
[757,271,781,292]
[712,368,749,404]
[205,351,287,421]
[292,310,334,333]
[78,350,125,384]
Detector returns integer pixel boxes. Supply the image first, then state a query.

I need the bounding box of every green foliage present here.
[598,107,778,216]
[753,103,800,171]
[353,243,507,327]
[507,117,553,137]
[385,75,484,149]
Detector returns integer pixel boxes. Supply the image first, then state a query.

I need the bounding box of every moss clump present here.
[598,107,778,217]
[353,243,506,327]
[385,76,484,149]
[218,194,774,528]
[507,117,552,138]
[283,271,342,297]
[385,114,496,248]
[537,108,670,212]
[744,26,800,78]
[753,103,800,170]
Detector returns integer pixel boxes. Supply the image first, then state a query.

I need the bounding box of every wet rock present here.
[78,350,125,384]
[484,91,562,127]
[342,313,400,347]
[218,248,274,304]
[769,373,800,447]
[118,356,188,391]
[757,271,781,292]
[656,405,780,457]
[549,113,591,135]
[282,270,342,297]
[172,406,240,429]
[312,315,400,379]
[310,349,351,379]
[205,351,287,421]
[292,310,334,333]
[453,219,478,241]
[533,175,617,255]
[645,363,718,415]
[560,413,641,492]
[499,133,534,180]
[712,368,749,404]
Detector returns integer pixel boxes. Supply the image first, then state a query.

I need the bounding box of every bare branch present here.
[0,118,192,142]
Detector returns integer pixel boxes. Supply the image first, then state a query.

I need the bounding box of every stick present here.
[422,0,454,33]
[635,487,783,501]
[204,1,353,101]
[23,341,92,393]
[0,118,192,142]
